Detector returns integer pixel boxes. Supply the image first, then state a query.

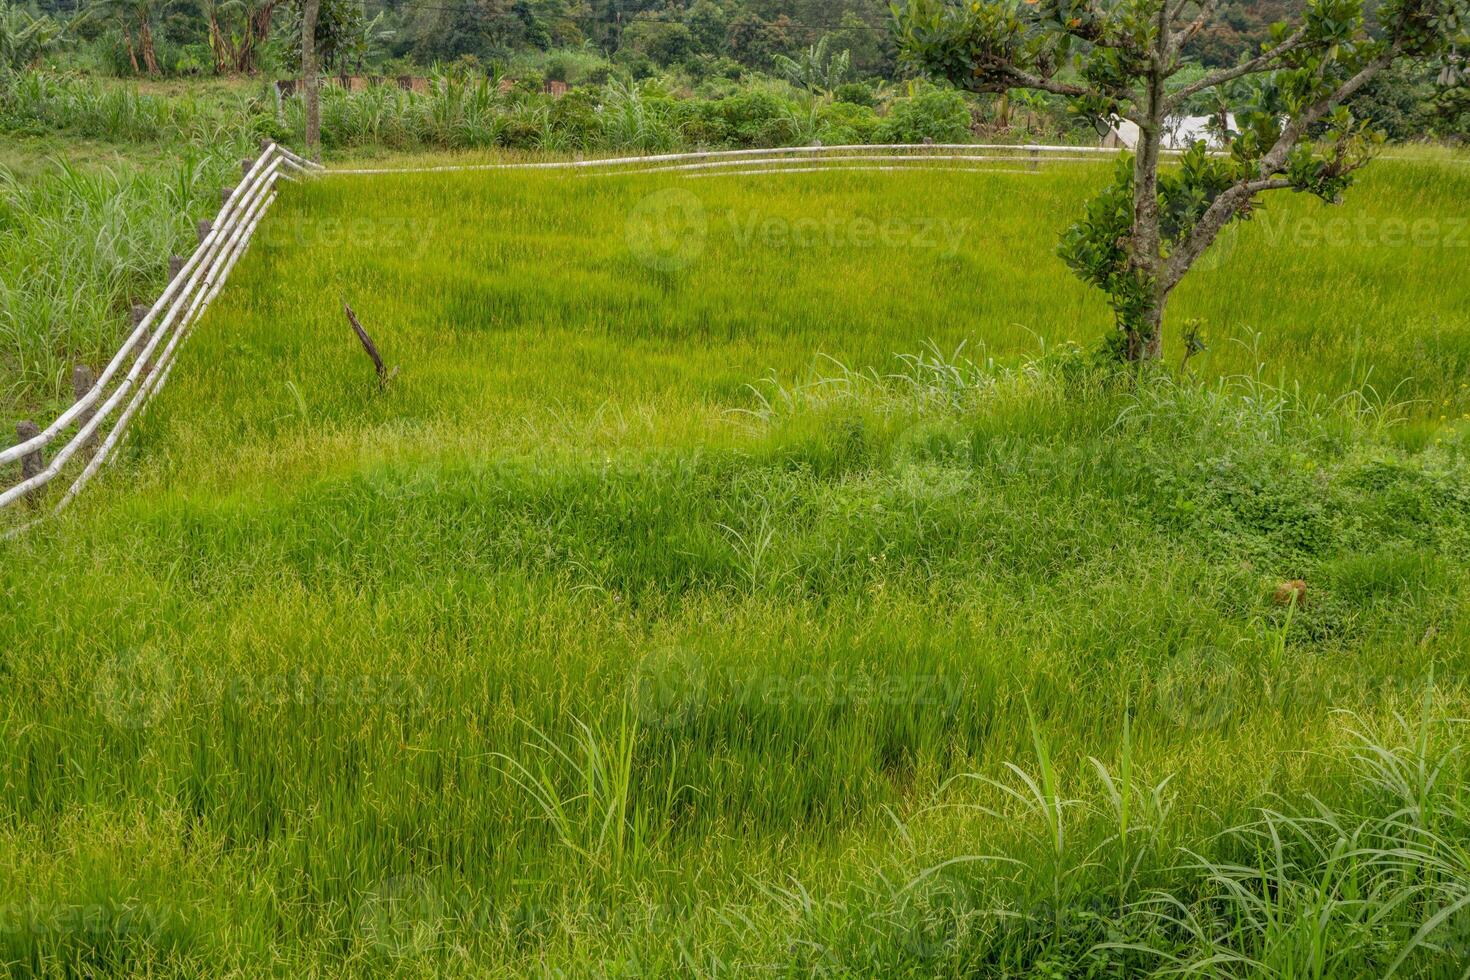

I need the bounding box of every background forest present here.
[3,0,1466,143]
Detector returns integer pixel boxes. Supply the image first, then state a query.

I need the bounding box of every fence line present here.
[56,183,284,514]
[2,141,321,536]
[584,152,1102,176]
[4,141,1097,534]
[1,152,278,468]
[327,142,1126,176]
[687,165,1045,178]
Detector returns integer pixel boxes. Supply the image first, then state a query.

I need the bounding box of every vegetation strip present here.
[323,141,1128,175]
[683,165,1043,177]
[578,153,1101,175]
[6,141,1065,523]
[1,141,319,529]
[1,142,1468,977]
[52,180,284,516]
[1,148,279,467]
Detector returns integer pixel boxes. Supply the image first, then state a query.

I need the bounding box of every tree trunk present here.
[208,12,229,74]
[1139,301,1165,360]
[139,19,160,76]
[1121,49,1167,363]
[125,31,140,74]
[241,2,277,74]
[302,0,321,161]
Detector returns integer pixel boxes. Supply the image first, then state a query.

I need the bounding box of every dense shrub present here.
[874,87,972,143]
[0,68,1005,159]
[833,80,876,107]
[816,99,880,144]
[499,106,546,150]
[696,88,802,147]
[547,88,604,149]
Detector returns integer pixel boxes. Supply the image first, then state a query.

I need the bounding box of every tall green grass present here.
[0,71,273,146]
[0,151,241,415]
[1,162,1468,974]
[0,70,994,420]
[0,71,270,417]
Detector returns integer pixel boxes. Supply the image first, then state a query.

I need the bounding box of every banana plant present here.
[83,0,166,76]
[203,0,281,75]
[773,36,853,95]
[0,2,63,71]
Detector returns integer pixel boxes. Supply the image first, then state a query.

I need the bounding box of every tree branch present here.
[1169,0,1221,58]
[995,66,1091,98]
[1169,23,1312,106]
[1060,10,1135,51]
[1264,46,1398,158]
[1162,46,1398,289]
[1242,177,1295,194]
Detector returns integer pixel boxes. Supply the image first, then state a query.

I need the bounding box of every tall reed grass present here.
[2,160,1468,973]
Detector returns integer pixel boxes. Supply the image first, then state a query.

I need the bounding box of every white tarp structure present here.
[1105,115,1236,151]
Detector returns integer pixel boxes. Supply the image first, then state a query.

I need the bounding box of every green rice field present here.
[2,156,1469,976]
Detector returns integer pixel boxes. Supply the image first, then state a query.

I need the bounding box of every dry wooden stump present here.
[343,301,398,391]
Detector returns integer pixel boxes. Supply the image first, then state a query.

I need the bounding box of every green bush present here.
[702,88,802,147]
[548,88,604,148]
[833,81,876,107]
[600,79,679,151]
[685,54,744,83]
[875,88,972,144]
[675,112,730,148]
[816,99,880,145]
[510,70,545,98]
[499,106,546,149]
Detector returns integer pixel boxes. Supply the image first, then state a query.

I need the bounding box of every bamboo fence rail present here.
[5,141,1107,534]
[2,141,321,536]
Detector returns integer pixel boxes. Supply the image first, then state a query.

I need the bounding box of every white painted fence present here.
[4,141,1105,535]
[1,141,321,536]
[327,141,1122,176]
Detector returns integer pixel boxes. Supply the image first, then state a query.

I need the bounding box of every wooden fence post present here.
[14,421,42,504]
[1029,148,1040,171]
[242,157,254,179]
[198,219,213,243]
[221,185,236,208]
[168,255,184,280]
[72,365,98,452]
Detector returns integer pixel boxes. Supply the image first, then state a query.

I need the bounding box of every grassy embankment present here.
[1,158,1469,975]
[0,73,269,418]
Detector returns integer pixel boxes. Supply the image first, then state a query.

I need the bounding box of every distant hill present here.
[27,0,1290,77]
[1184,0,1299,66]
